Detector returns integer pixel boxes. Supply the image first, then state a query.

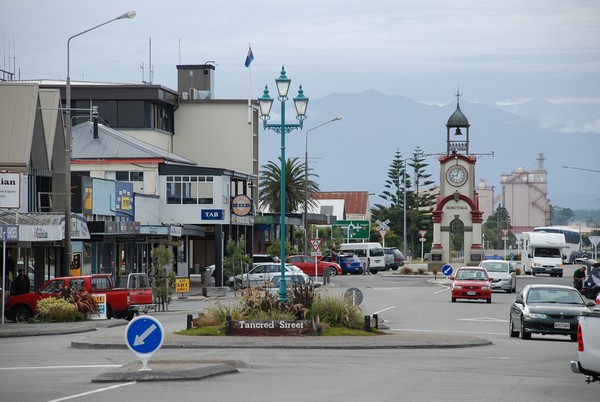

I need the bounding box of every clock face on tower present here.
[447,165,468,187]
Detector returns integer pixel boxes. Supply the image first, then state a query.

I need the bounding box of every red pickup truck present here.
[4,273,154,322]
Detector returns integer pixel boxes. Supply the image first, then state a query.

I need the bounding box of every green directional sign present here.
[332,220,370,240]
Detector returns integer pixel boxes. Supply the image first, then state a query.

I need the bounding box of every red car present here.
[286,255,342,277]
[450,267,493,303]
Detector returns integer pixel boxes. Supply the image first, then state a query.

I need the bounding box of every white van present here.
[338,242,386,274]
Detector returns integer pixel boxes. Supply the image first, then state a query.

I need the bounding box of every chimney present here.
[92,106,99,139]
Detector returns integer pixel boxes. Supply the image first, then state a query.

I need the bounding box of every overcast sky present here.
[2,0,599,106]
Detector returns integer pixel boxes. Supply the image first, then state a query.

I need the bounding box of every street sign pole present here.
[2,230,7,325]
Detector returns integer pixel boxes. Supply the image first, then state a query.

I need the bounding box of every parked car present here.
[423,253,432,261]
[227,263,307,289]
[4,273,154,322]
[450,267,493,303]
[478,260,517,293]
[321,253,363,275]
[383,247,405,270]
[252,254,280,264]
[263,273,320,295]
[509,284,594,341]
[285,255,341,277]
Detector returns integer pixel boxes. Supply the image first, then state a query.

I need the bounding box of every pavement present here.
[0,274,490,383]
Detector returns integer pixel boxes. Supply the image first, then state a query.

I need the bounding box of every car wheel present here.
[371,270,378,275]
[509,317,519,337]
[13,306,32,323]
[532,272,536,276]
[329,267,337,277]
[520,317,531,340]
[106,304,113,319]
[505,289,512,293]
[451,297,456,303]
[570,333,578,342]
[558,273,563,278]
[487,298,492,304]
[392,267,398,271]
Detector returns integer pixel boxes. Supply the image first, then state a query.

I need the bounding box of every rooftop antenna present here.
[148,37,153,84]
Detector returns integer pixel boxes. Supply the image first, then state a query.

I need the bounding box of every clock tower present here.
[430,92,484,264]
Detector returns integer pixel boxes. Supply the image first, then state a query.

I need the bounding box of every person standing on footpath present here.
[573,265,586,293]
[13,268,30,295]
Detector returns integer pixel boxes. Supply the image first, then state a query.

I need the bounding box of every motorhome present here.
[338,242,386,274]
[520,232,566,277]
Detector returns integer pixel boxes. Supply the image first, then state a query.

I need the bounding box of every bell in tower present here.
[446,90,470,155]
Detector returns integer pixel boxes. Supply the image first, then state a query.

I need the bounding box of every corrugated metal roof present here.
[39,89,65,165]
[0,83,39,171]
[314,191,370,216]
[72,121,196,165]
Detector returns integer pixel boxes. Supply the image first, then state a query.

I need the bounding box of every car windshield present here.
[455,270,488,280]
[526,288,584,304]
[480,262,508,272]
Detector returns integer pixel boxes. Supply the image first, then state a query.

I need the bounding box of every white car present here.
[263,273,320,295]
[228,263,308,289]
[478,260,517,293]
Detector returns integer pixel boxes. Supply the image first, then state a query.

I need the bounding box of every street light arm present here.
[67,11,136,79]
[303,116,342,254]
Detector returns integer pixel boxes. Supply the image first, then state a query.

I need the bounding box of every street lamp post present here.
[303,116,342,254]
[64,10,136,275]
[258,66,308,303]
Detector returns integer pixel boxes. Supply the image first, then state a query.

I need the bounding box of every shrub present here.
[36,298,86,322]
[417,268,428,275]
[399,267,413,275]
[310,294,363,329]
[58,285,98,314]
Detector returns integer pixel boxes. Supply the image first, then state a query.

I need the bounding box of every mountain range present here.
[259,90,600,211]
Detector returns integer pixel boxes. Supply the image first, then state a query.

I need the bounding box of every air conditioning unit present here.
[182,92,189,100]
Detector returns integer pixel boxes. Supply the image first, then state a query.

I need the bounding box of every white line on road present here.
[48,382,136,402]
[373,306,397,315]
[434,285,449,294]
[390,328,506,336]
[0,364,122,371]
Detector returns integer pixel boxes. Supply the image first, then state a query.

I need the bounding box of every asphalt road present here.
[0,267,597,402]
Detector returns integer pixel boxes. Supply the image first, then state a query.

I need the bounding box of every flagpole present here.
[247,43,252,124]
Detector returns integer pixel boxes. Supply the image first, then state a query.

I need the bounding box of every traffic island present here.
[92,359,245,383]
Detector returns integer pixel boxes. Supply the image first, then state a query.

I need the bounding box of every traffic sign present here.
[378,229,387,239]
[419,230,427,238]
[332,220,370,239]
[344,287,363,306]
[441,264,453,277]
[125,315,165,371]
[309,238,323,252]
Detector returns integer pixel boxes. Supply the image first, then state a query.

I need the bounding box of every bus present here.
[533,226,581,263]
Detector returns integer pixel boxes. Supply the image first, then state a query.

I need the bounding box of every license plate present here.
[554,322,570,329]
[467,291,477,296]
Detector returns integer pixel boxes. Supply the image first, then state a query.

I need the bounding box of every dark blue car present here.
[322,253,363,275]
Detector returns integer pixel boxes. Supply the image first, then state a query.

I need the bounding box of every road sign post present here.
[125,315,165,371]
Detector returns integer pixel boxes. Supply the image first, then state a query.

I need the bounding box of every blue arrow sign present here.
[125,316,164,355]
[441,264,453,277]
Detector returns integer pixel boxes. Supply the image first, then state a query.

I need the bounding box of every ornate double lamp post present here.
[258,66,308,303]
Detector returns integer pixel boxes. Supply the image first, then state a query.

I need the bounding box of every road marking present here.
[434,285,449,294]
[48,382,136,402]
[458,317,509,323]
[390,328,506,336]
[373,306,397,314]
[0,364,121,371]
